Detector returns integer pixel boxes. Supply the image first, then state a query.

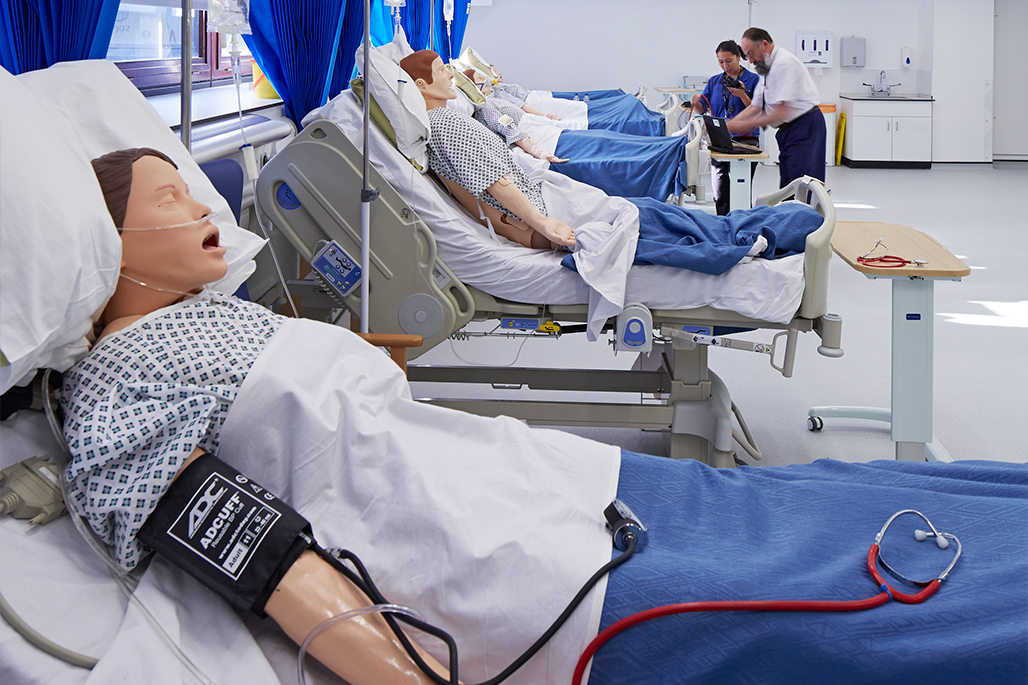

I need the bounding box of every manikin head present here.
[741,27,774,76]
[400,50,455,107]
[716,40,744,77]
[464,67,493,94]
[91,148,226,316]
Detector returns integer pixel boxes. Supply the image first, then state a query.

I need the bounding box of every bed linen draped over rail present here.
[549,89,666,137]
[593,453,1028,685]
[0,0,118,75]
[553,129,690,201]
[561,202,822,277]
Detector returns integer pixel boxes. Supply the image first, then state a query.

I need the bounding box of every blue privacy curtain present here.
[245,0,347,126]
[327,0,365,99]
[0,0,119,75]
[400,0,430,51]
[370,0,431,51]
[431,0,470,63]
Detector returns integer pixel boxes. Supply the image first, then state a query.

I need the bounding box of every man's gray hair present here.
[742,27,773,45]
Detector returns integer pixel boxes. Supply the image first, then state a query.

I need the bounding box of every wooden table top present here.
[709,143,768,160]
[832,221,970,278]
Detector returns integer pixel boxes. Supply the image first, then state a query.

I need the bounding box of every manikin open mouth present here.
[202,228,220,249]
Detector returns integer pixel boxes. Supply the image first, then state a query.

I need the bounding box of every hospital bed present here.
[255,89,841,466]
[2,60,1026,685]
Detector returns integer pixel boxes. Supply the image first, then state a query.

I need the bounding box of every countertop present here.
[840,93,934,101]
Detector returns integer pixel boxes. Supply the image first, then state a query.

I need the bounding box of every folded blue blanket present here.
[553,129,690,201]
[553,90,665,137]
[551,89,628,101]
[561,202,823,276]
[590,454,1028,685]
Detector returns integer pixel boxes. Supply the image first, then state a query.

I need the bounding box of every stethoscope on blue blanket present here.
[573,509,963,683]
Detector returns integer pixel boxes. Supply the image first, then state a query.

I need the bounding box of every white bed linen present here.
[1,318,621,685]
[304,92,806,331]
[526,91,589,128]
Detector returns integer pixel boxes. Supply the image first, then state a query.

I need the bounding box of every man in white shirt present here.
[727,27,826,188]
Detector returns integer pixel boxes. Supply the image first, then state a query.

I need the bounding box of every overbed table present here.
[809,221,970,462]
[709,146,768,211]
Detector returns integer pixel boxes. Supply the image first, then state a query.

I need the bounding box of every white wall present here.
[932,0,994,162]
[462,0,996,162]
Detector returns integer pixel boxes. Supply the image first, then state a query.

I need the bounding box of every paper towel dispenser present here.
[841,36,865,68]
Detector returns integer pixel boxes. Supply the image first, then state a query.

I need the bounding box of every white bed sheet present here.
[526,91,589,129]
[304,92,806,327]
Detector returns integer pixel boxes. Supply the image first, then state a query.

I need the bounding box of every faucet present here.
[862,71,903,96]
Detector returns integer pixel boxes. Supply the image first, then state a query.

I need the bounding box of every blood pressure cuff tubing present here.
[138,451,313,617]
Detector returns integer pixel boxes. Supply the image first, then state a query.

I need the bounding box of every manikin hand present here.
[545,113,562,121]
[536,216,576,248]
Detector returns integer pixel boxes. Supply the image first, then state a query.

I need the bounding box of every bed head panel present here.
[255,121,473,357]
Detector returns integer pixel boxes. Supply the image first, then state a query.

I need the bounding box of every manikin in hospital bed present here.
[280,39,831,465]
[457,47,666,137]
[2,60,1027,685]
[448,64,693,203]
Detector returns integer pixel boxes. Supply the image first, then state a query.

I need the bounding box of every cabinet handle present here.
[895,120,899,131]
[887,120,890,132]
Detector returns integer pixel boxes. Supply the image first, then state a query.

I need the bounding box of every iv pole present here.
[359,0,376,334]
[181,0,192,151]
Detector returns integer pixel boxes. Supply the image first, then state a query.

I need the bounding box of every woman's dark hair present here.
[90,147,177,229]
[716,40,743,57]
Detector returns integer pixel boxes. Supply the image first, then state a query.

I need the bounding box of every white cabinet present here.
[840,97,933,167]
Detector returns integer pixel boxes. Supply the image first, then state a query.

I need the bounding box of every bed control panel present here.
[616,304,653,353]
[500,318,560,333]
[310,240,362,302]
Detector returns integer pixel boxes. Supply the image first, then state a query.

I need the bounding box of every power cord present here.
[0,454,98,669]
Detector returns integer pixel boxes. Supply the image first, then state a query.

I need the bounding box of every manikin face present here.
[119,155,227,295]
[417,57,456,102]
[470,70,493,94]
[717,51,741,76]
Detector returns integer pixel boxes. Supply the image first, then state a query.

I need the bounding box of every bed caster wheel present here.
[808,416,824,432]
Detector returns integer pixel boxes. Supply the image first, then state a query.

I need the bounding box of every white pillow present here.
[355,38,430,170]
[0,67,120,392]
[17,60,264,297]
[1,60,265,393]
[375,25,414,64]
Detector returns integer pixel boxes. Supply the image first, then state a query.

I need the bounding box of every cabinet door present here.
[847,116,893,161]
[891,116,932,162]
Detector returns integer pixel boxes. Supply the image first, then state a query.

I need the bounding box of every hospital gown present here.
[491,82,530,108]
[471,96,528,147]
[426,106,547,222]
[59,292,283,569]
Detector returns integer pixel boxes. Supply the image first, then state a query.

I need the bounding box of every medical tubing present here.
[250,179,299,317]
[0,588,98,669]
[571,591,891,685]
[572,542,945,685]
[297,603,426,685]
[316,538,637,685]
[43,370,218,685]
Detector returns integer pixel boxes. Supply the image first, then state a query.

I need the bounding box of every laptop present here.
[704,115,762,154]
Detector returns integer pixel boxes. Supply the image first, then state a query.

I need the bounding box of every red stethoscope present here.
[572,509,962,684]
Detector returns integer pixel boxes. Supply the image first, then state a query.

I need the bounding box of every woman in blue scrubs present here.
[691,40,761,214]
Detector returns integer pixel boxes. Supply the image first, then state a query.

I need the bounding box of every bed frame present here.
[254,120,842,465]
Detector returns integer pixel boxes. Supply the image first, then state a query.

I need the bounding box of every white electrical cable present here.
[42,370,217,685]
[296,603,425,685]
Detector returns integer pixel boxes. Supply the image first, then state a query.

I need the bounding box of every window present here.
[108,2,253,95]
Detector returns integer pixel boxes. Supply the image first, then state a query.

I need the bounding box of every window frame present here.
[112,10,253,96]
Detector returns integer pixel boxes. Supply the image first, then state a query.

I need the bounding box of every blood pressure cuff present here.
[138,451,313,617]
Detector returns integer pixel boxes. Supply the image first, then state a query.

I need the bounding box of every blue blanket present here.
[551,89,665,137]
[561,202,823,276]
[590,454,1028,685]
[553,129,689,201]
[551,89,628,101]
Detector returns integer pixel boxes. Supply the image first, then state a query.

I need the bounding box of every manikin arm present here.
[173,450,450,685]
[514,137,569,164]
[487,176,575,248]
[520,103,561,120]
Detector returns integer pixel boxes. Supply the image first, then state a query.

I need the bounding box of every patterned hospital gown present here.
[491,82,530,108]
[472,96,528,146]
[59,292,284,570]
[426,106,547,222]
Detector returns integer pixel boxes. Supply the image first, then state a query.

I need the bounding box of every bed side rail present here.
[755,176,836,321]
[254,121,475,357]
